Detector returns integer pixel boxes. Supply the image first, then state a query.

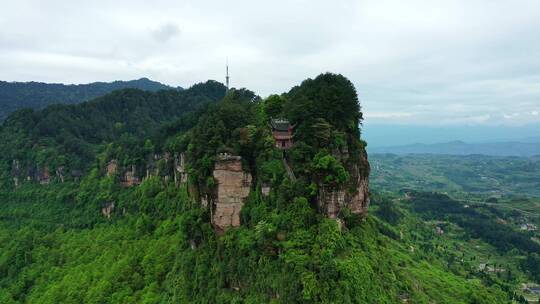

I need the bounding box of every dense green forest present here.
[0,80,225,184]
[0,74,538,303]
[0,78,175,120]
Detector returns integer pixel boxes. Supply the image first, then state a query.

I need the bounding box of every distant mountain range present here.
[363,123,540,147]
[369,140,540,157]
[0,78,177,120]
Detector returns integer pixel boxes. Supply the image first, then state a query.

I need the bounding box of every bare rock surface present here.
[317,148,370,218]
[212,154,252,231]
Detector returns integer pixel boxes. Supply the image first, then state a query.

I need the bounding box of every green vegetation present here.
[0,80,225,182]
[371,153,540,302]
[371,153,540,197]
[0,73,537,303]
[0,181,512,303]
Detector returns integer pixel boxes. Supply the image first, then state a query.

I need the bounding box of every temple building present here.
[270,118,294,149]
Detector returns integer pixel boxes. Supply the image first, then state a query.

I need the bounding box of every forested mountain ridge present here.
[0,73,531,303]
[0,78,177,120]
[0,80,226,185]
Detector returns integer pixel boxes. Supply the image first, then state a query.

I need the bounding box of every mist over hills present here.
[369,140,540,157]
[363,123,540,148]
[0,78,177,120]
[364,123,540,156]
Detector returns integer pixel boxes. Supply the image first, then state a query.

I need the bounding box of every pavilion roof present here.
[270,118,292,131]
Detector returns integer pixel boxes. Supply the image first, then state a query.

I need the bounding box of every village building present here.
[270,118,294,150]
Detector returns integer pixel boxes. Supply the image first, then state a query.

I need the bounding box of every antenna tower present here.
[226,59,230,91]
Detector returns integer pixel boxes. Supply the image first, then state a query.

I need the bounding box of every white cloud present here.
[367,112,416,119]
[0,0,540,126]
[151,23,181,43]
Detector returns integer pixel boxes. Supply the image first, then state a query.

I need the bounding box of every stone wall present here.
[212,154,252,231]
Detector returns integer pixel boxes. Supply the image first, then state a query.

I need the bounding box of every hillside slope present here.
[0,184,510,303]
[0,80,226,184]
[0,78,177,120]
[0,73,524,303]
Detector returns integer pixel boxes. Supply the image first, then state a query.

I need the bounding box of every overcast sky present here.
[1,0,539,126]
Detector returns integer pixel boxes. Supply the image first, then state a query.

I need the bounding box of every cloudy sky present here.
[1,0,540,127]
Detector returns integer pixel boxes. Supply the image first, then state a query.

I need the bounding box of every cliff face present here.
[120,165,141,187]
[212,154,252,231]
[10,160,56,186]
[9,150,190,189]
[317,185,345,218]
[317,146,370,219]
[346,149,370,215]
[174,153,188,184]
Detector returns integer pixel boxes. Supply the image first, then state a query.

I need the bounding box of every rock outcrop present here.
[317,147,370,219]
[261,184,271,197]
[175,153,188,184]
[10,159,81,186]
[36,167,51,185]
[107,160,118,177]
[346,163,370,215]
[121,165,141,187]
[11,160,21,188]
[101,201,115,219]
[317,186,346,218]
[212,154,252,231]
[56,166,66,183]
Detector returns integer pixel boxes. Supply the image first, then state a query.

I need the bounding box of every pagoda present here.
[270,118,294,149]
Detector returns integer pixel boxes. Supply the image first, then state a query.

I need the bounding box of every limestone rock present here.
[317,146,370,218]
[11,160,21,188]
[107,160,118,177]
[101,201,115,219]
[121,165,141,187]
[175,153,188,184]
[317,186,346,218]
[261,184,271,197]
[37,167,51,185]
[212,154,252,231]
[56,166,66,183]
[347,173,370,215]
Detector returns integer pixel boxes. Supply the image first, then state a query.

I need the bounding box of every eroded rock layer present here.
[318,147,370,218]
[212,154,252,231]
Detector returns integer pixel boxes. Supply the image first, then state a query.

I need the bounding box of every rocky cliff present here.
[10,160,64,187]
[317,146,370,219]
[174,153,188,184]
[211,154,252,231]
